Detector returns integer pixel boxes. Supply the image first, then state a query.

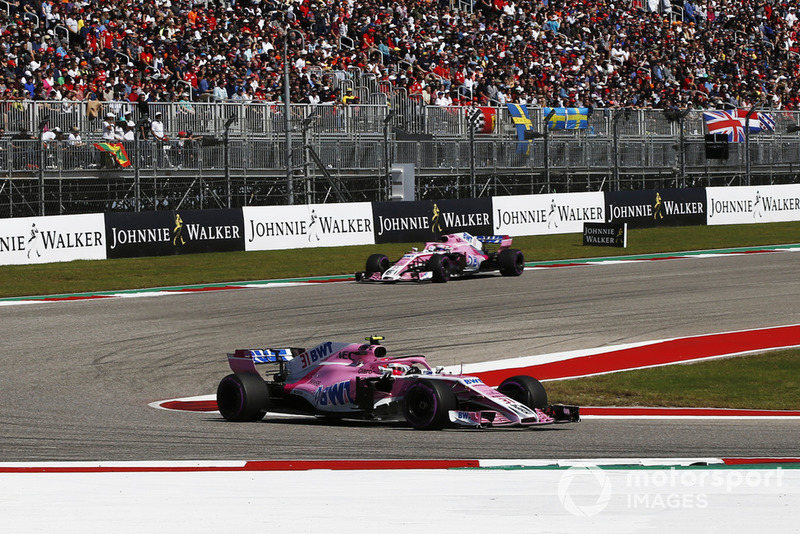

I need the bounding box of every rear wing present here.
[227,348,297,374]
[476,235,512,251]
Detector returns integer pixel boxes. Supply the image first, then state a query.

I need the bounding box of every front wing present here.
[447,404,580,428]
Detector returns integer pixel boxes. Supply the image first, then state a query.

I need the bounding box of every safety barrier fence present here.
[4,100,800,139]
[2,103,800,217]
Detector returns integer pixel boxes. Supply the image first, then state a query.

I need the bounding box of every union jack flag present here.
[704,110,745,142]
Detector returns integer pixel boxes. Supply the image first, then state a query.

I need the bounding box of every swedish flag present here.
[545,107,589,130]
[506,103,533,154]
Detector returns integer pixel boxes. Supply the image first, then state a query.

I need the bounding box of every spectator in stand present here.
[66,125,84,169]
[434,90,453,107]
[41,126,64,168]
[123,121,136,141]
[101,113,116,141]
[149,111,171,167]
[341,87,359,105]
[0,0,798,114]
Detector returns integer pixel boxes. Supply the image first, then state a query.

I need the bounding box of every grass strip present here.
[545,349,800,410]
[1,221,799,298]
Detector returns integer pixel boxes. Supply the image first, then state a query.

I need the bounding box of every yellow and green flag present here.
[94,142,131,167]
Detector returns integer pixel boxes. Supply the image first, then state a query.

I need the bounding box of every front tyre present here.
[498,248,525,276]
[217,373,270,422]
[427,254,452,283]
[497,375,548,409]
[365,254,390,274]
[402,379,458,430]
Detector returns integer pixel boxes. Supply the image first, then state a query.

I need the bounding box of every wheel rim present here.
[407,386,436,423]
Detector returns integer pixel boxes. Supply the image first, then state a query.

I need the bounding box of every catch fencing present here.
[2,100,800,218]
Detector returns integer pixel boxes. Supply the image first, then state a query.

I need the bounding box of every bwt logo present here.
[299,341,335,368]
[315,381,352,406]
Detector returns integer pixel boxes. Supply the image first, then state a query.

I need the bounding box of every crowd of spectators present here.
[0,0,798,120]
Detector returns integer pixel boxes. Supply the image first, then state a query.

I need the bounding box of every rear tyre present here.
[427,254,452,283]
[217,373,270,422]
[402,379,458,430]
[498,248,525,276]
[366,254,390,274]
[497,375,548,409]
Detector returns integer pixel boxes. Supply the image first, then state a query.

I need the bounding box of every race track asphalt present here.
[2,250,800,461]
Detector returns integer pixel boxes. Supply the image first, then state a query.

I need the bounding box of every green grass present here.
[4,220,800,409]
[545,350,800,410]
[2,221,799,299]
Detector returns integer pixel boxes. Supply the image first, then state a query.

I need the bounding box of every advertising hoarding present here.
[0,213,106,266]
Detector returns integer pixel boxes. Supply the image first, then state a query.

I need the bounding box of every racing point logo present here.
[557,465,613,517]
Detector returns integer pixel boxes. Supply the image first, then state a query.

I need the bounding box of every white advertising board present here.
[492,192,605,236]
[707,184,800,226]
[243,203,375,251]
[0,213,106,266]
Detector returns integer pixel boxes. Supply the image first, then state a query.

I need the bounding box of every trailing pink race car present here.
[355,232,525,283]
[217,336,579,430]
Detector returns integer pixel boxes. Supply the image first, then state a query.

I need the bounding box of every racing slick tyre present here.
[498,248,525,276]
[365,254,390,274]
[427,254,452,283]
[217,373,270,422]
[402,379,458,430]
[497,375,548,409]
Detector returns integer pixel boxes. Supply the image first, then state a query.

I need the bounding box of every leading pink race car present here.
[217,336,579,430]
[355,232,525,283]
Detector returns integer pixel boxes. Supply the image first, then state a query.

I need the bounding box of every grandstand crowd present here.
[0,0,798,116]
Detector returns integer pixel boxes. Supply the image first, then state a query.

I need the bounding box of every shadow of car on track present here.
[202,414,574,432]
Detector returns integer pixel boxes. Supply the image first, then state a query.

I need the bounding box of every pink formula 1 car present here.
[216,336,579,430]
[355,232,524,283]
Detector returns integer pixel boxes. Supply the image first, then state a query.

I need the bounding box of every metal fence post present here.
[612,112,619,192]
[678,110,689,188]
[543,109,556,193]
[745,104,760,187]
[224,115,236,208]
[612,108,629,191]
[384,111,395,201]
[38,130,45,216]
[468,109,480,198]
[134,139,141,212]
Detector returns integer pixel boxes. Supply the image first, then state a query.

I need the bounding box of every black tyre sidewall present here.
[498,248,525,276]
[428,254,451,283]
[366,254,390,273]
[497,375,548,409]
[402,379,457,429]
[217,373,269,422]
